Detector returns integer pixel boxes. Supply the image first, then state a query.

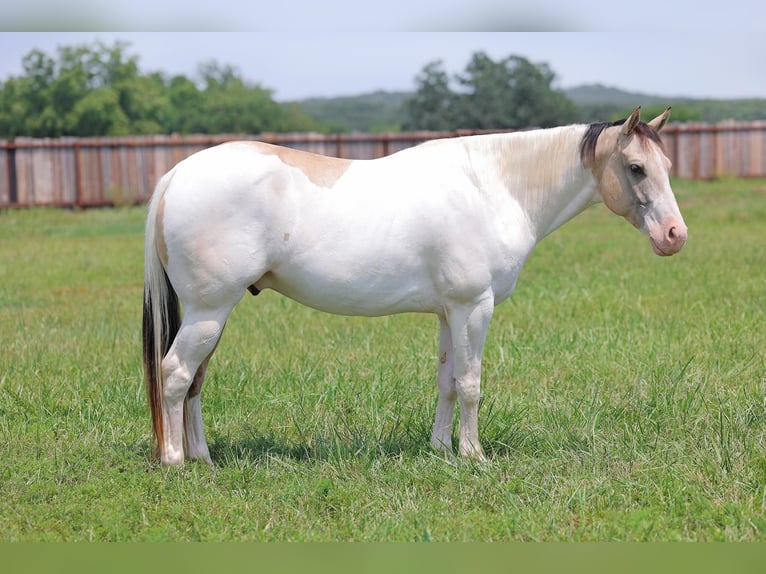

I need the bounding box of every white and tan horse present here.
[143,107,687,465]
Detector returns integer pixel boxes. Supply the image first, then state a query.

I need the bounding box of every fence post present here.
[5,140,18,205]
[74,140,83,208]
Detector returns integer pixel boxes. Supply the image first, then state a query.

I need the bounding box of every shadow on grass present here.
[206,424,541,466]
[208,429,433,465]
[130,398,539,467]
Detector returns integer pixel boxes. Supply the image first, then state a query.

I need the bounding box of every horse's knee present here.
[455,375,481,406]
[437,377,457,400]
[161,320,224,402]
[161,356,193,402]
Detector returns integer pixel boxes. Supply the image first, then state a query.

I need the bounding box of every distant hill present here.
[287,84,766,132]
[566,83,766,123]
[564,84,671,106]
[286,91,410,133]
[563,83,687,123]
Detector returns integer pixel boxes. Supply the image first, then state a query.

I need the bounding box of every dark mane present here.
[579,118,665,167]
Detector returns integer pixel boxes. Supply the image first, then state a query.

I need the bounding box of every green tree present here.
[64,86,130,136]
[54,42,139,135]
[0,49,63,137]
[0,77,25,137]
[195,61,290,134]
[165,74,204,133]
[403,61,456,131]
[501,55,579,128]
[455,52,512,129]
[405,52,579,131]
[456,52,579,129]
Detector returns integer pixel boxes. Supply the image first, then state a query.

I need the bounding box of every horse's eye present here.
[629,164,645,176]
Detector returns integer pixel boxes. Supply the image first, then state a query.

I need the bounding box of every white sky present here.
[1,1,764,102]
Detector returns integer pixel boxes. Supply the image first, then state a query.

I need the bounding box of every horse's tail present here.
[142,169,181,460]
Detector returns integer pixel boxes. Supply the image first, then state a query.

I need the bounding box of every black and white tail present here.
[142,170,180,460]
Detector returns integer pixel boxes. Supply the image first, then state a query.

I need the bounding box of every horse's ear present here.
[622,106,641,136]
[648,107,671,132]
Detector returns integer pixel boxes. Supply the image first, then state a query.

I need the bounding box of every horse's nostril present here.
[668,226,677,240]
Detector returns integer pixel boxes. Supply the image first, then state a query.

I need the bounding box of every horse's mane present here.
[579,118,665,167]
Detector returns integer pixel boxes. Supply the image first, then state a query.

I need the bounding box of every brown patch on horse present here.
[247,141,353,188]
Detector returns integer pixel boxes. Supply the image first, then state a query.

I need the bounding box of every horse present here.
[143,107,687,466]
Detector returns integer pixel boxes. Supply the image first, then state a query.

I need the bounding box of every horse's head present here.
[583,107,687,256]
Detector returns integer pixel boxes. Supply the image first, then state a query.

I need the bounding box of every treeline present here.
[2,41,764,139]
[0,41,322,139]
[301,87,766,133]
[297,54,581,133]
[0,42,584,138]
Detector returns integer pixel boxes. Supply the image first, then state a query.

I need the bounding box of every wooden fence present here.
[1,121,765,208]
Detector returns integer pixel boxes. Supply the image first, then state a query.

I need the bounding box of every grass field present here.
[1,178,765,541]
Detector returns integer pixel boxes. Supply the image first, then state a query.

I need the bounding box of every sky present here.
[1,1,764,102]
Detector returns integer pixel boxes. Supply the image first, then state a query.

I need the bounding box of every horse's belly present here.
[259,263,441,317]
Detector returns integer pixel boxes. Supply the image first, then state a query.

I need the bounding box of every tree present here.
[54,42,150,135]
[455,51,514,129]
[403,61,456,131]
[0,49,63,137]
[165,74,204,133]
[499,56,579,128]
[405,52,579,131]
[195,61,293,134]
[64,86,129,136]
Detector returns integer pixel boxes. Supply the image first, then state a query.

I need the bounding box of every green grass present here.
[1,179,765,541]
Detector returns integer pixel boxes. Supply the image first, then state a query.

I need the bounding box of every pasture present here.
[1,178,765,541]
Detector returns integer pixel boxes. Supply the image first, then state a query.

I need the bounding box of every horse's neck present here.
[466,126,601,240]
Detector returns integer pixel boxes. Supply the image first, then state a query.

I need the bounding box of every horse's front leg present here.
[446,295,494,460]
[431,315,456,454]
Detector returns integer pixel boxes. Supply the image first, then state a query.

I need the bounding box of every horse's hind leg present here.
[161,304,234,466]
[183,335,222,464]
[183,321,228,463]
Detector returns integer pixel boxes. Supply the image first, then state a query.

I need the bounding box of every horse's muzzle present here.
[650,221,688,256]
